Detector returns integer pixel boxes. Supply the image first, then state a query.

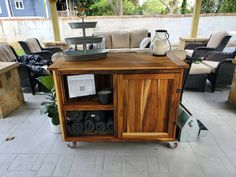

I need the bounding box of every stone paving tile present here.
[0,89,235,177]
[70,153,105,172]
[2,171,36,177]
[8,154,39,171]
[68,171,102,177]
[196,156,236,175]
[52,154,75,177]
[32,154,47,171]
[102,171,121,177]
[122,155,148,172]
[149,173,170,177]
[147,155,168,173]
[122,170,149,177]
[0,154,17,176]
[36,154,60,177]
[166,154,203,174]
[103,155,122,172]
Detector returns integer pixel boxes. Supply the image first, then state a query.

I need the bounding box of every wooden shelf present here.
[65,135,117,142]
[63,97,114,111]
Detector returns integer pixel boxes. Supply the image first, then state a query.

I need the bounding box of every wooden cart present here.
[48,53,188,148]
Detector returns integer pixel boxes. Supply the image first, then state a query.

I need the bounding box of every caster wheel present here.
[167,142,178,149]
[67,141,77,149]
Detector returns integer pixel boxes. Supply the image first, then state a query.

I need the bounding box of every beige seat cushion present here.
[206,31,227,48]
[130,29,148,48]
[111,31,130,49]
[25,38,42,53]
[202,60,219,73]
[185,49,194,57]
[189,63,211,75]
[0,43,17,62]
[94,32,112,49]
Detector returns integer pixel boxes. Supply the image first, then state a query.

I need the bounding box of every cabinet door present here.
[117,73,181,140]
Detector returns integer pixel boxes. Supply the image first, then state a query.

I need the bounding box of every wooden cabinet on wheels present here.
[48,53,188,149]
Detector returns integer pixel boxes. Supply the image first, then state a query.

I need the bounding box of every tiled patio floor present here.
[0,86,236,177]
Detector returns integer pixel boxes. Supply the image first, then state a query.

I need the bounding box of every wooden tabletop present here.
[48,52,188,73]
[0,62,18,75]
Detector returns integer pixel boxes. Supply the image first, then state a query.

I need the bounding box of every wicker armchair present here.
[185,31,231,59]
[0,43,48,95]
[18,38,62,62]
[202,50,236,92]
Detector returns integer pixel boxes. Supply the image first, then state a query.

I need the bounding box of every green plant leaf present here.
[38,75,59,125]
[37,75,54,91]
[51,113,60,125]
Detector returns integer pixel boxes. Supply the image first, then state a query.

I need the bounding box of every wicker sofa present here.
[0,43,49,95]
[93,29,151,52]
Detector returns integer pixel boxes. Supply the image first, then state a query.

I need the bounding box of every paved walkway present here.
[0,87,236,177]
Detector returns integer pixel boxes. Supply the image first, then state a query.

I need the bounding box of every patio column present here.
[49,0,61,41]
[190,0,202,38]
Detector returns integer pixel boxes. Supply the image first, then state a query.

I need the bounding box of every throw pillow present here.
[139,37,151,49]
[111,31,130,49]
[206,31,227,48]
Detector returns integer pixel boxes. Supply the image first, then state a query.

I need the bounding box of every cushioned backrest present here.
[111,31,130,49]
[206,31,227,48]
[130,29,148,48]
[0,43,17,62]
[94,32,112,49]
[25,38,42,53]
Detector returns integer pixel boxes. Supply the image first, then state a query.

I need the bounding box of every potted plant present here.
[37,75,60,133]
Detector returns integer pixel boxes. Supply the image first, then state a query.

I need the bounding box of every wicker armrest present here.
[204,51,236,62]
[42,47,62,53]
[192,47,215,59]
[216,58,233,70]
[185,43,206,50]
[32,51,53,61]
[213,58,235,84]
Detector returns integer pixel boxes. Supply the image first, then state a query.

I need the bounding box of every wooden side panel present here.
[53,71,67,141]
[118,73,180,139]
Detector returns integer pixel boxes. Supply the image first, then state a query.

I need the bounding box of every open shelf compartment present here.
[63,96,113,111]
[65,110,114,138]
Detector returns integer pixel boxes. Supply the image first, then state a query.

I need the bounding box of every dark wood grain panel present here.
[113,74,118,138]
[53,71,67,141]
[118,73,180,139]
[156,79,169,132]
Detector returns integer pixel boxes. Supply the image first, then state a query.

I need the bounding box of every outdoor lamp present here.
[152,30,171,56]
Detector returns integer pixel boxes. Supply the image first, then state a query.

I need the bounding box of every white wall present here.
[0,14,236,46]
